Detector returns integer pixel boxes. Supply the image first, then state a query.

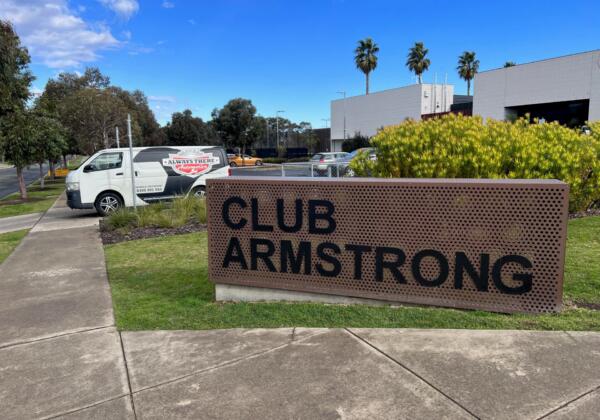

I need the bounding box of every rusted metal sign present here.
[206,177,569,314]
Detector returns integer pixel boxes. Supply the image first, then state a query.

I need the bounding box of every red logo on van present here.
[162,151,220,176]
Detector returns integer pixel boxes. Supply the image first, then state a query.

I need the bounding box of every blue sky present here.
[2,0,599,127]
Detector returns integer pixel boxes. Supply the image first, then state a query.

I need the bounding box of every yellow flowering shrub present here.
[351,114,600,211]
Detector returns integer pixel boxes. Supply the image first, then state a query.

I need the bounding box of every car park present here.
[228,154,263,167]
[65,146,230,216]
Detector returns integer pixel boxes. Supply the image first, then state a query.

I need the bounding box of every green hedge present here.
[351,114,600,211]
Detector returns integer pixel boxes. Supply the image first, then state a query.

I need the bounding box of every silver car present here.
[310,152,348,175]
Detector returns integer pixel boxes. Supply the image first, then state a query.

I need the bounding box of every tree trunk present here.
[39,163,45,189]
[467,79,471,96]
[366,73,370,95]
[50,160,56,181]
[418,74,422,84]
[63,154,68,168]
[16,166,27,200]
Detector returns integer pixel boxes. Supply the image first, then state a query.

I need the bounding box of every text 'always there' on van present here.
[66,146,230,216]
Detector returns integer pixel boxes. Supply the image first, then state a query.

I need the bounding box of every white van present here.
[66,146,230,216]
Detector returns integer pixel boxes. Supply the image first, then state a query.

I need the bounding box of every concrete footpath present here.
[1,197,600,419]
[0,212,43,234]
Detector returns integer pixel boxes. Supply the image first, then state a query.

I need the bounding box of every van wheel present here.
[192,186,206,198]
[95,192,123,216]
[229,162,237,167]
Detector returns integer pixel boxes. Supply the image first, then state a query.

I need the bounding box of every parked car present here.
[337,147,377,177]
[228,154,263,167]
[309,152,348,175]
[66,146,230,216]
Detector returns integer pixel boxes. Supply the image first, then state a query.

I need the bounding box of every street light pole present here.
[337,91,346,142]
[127,114,137,211]
[276,110,285,146]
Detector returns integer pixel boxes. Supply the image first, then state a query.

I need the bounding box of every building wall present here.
[330,84,453,143]
[473,50,600,121]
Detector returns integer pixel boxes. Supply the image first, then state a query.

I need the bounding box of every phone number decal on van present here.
[162,151,220,176]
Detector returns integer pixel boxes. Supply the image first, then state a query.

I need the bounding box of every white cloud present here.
[162,1,175,9]
[98,0,139,20]
[0,0,119,68]
[187,19,196,25]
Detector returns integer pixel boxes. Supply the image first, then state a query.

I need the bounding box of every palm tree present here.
[504,61,516,68]
[456,51,480,96]
[354,38,379,95]
[406,42,430,84]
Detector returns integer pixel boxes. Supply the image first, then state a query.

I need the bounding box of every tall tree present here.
[31,113,67,187]
[504,61,516,68]
[164,109,219,146]
[406,42,430,84]
[0,20,34,195]
[211,98,257,155]
[0,110,37,199]
[354,38,379,95]
[37,68,160,154]
[0,20,34,117]
[457,51,480,96]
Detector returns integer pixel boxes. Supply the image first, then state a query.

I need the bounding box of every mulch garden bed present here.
[569,209,600,219]
[100,219,207,245]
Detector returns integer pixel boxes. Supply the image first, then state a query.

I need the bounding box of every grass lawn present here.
[105,216,600,331]
[0,178,65,219]
[0,229,28,264]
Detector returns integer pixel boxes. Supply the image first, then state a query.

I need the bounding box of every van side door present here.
[79,152,127,205]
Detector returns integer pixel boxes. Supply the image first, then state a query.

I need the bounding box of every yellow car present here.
[228,154,263,167]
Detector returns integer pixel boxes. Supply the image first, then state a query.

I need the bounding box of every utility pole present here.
[276,110,285,146]
[116,126,120,148]
[127,114,137,211]
[321,118,330,128]
[337,91,346,141]
[265,119,269,148]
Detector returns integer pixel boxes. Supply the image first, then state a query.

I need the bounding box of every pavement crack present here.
[536,383,600,419]
[291,327,297,342]
[131,329,329,395]
[344,328,480,420]
[119,331,138,420]
[42,394,130,420]
[0,325,115,351]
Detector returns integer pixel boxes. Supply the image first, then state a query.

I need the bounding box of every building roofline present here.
[478,48,600,74]
[331,83,452,103]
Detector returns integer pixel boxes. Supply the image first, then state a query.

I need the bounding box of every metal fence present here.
[230,162,351,178]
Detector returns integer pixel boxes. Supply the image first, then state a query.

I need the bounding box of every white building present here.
[330,84,454,151]
[473,50,600,124]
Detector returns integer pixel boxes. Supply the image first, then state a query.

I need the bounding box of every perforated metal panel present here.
[207,177,569,314]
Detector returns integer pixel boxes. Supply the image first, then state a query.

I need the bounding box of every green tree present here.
[504,61,516,68]
[164,109,219,146]
[211,98,257,156]
[342,133,370,152]
[31,113,67,187]
[354,38,379,95]
[0,110,37,199]
[0,21,34,117]
[406,42,430,84]
[37,68,161,154]
[457,51,480,96]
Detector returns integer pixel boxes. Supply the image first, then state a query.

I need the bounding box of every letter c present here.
[222,196,247,229]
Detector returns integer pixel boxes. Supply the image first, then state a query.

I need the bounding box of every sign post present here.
[127,114,137,211]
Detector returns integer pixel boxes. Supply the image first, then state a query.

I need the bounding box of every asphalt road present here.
[0,164,48,199]
[231,164,332,178]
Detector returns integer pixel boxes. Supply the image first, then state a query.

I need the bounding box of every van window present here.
[88,152,123,171]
